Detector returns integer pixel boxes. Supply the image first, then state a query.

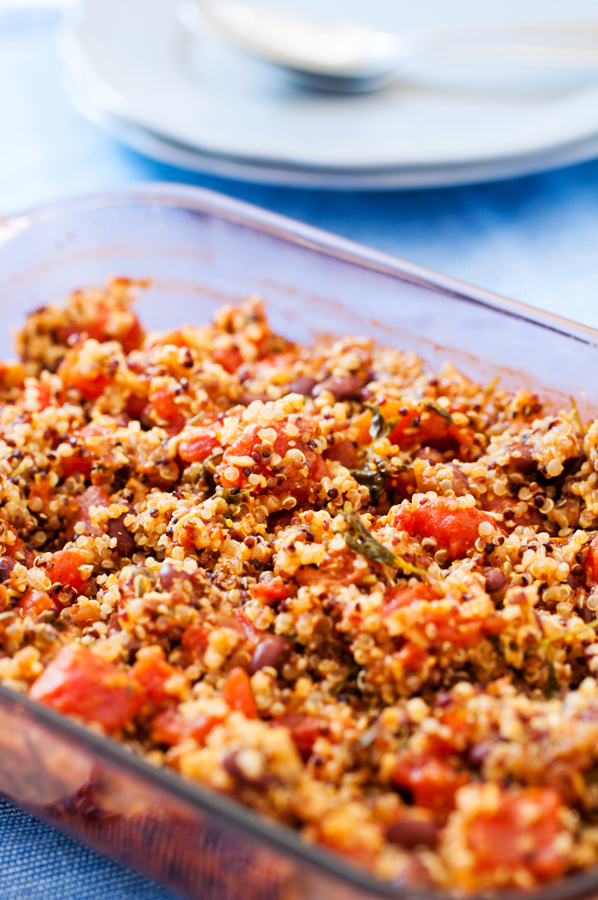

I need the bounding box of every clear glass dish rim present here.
[1,181,598,900]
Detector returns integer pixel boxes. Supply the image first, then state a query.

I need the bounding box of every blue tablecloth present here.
[1,6,598,899]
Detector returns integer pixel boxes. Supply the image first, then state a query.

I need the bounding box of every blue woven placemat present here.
[0,797,182,900]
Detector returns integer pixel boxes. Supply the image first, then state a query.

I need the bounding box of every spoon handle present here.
[412,24,598,72]
[179,2,598,92]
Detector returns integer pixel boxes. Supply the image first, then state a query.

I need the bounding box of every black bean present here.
[250,636,293,674]
[312,374,365,402]
[386,819,439,849]
[108,515,136,557]
[285,376,317,396]
[449,463,469,496]
[567,573,581,591]
[240,391,270,405]
[394,784,414,805]
[468,741,492,767]
[0,556,16,583]
[433,691,452,708]
[159,562,192,591]
[223,751,244,781]
[414,446,444,465]
[222,751,268,788]
[484,567,507,594]
[508,445,537,473]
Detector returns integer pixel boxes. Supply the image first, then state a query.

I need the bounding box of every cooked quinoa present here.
[4,279,598,893]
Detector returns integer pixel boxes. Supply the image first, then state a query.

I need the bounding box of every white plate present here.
[65,72,598,190]
[60,0,598,178]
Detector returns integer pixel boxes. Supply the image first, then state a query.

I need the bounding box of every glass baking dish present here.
[1,182,598,900]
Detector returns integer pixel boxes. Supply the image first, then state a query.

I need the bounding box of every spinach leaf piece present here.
[364,403,389,440]
[350,456,390,505]
[424,402,453,426]
[201,449,223,494]
[341,509,426,577]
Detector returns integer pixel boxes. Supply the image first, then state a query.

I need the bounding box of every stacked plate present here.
[60,0,598,189]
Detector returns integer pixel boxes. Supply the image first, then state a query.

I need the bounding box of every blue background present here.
[1,6,598,898]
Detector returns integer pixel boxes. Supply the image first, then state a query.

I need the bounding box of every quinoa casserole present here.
[3,279,598,894]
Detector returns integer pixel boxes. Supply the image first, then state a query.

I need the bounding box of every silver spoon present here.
[177,0,598,93]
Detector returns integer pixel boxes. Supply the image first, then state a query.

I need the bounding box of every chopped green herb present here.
[350,456,390,505]
[364,403,388,440]
[202,449,224,494]
[186,411,205,427]
[424,402,453,426]
[341,509,426,577]
[546,654,560,696]
[220,486,251,506]
[539,617,598,648]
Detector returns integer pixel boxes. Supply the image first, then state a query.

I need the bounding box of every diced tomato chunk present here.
[393,497,495,560]
[77,484,111,520]
[324,439,358,469]
[30,645,143,732]
[223,667,257,719]
[219,422,329,500]
[119,315,144,354]
[219,425,263,489]
[380,400,475,456]
[426,706,474,754]
[147,328,190,349]
[585,535,598,585]
[150,387,185,433]
[250,578,291,604]
[59,345,112,401]
[36,382,51,410]
[74,370,110,401]
[28,477,53,508]
[213,346,243,374]
[388,408,448,449]
[446,422,476,450]
[56,303,143,354]
[178,432,220,463]
[483,493,543,528]
[150,387,179,420]
[395,642,429,673]
[352,409,373,446]
[131,653,181,706]
[393,752,469,819]
[181,622,211,658]
[126,393,148,420]
[384,582,436,614]
[17,590,53,617]
[151,707,222,746]
[468,788,565,880]
[45,549,90,594]
[231,608,260,648]
[60,449,93,480]
[274,711,328,760]
[311,453,330,484]
[67,485,110,539]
